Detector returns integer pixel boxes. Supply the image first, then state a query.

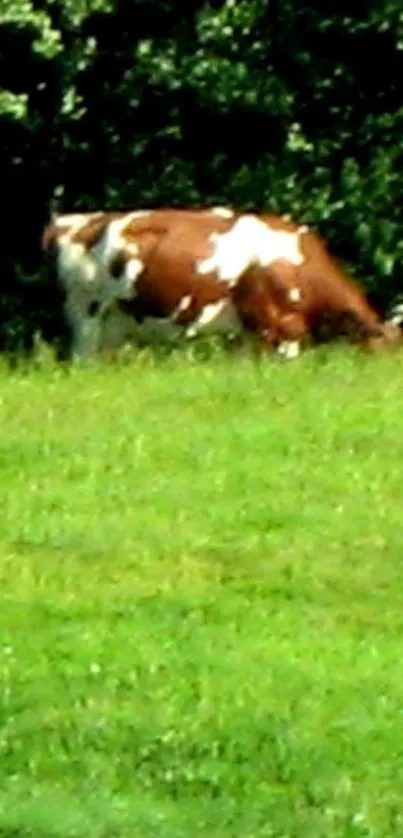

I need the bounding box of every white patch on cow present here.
[126,243,139,257]
[57,238,99,286]
[55,214,87,228]
[277,340,300,360]
[298,224,309,234]
[91,213,136,264]
[90,211,149,299]
[288,287,301,302]
[179,294,192,312]
[172,294,192,321]
[128,210,151,219]
[55,212,102,228]
[125,258,144,283]
[282,214,292,222]
[211,207,234,219]
[196,215,305,284]
[185,299,242,338]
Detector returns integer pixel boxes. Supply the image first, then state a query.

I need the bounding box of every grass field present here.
[1,344,403,837]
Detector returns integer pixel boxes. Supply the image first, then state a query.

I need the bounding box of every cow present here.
[41,205,400,361]
[41,206,307,360]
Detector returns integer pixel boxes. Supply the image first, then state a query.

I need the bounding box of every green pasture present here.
[0,345,402,837]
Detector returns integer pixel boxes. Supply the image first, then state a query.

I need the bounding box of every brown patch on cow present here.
[134,230,168,264]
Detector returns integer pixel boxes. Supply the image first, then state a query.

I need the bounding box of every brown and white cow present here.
[41,205,399,360]
[41,206,306,359]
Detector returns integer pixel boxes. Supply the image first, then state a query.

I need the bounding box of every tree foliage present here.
[1,0,403,348]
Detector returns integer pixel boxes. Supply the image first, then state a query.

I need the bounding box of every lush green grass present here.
[1,344,403,837]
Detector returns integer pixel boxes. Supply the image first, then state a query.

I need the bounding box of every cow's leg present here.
[64,290,104,360]
[231,275,303,357]
[237,299,305,359]
[183,298,242,340]
[277,340,301,359]
[274,311,308,360]
[255,310,307,360]
[97,303,145,352]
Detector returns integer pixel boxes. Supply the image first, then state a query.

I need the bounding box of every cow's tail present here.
[41,186,64,252]
[41,209,59,253]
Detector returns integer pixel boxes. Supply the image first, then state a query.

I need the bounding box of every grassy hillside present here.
[1,346,403,837]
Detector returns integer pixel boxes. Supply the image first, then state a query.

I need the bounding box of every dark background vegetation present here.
[1,0,403,352]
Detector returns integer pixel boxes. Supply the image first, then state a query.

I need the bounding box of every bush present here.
[1,0,402,348]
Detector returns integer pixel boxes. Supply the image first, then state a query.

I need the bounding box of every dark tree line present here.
[1,0,403,351]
